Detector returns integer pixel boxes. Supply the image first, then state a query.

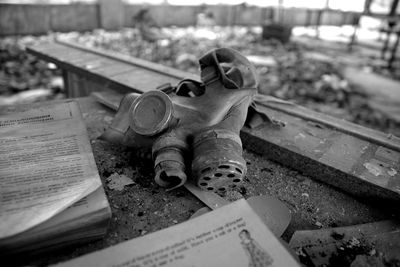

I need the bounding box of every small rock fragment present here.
[140,230,147,235]
[331,231,345,240]
[348,237,361,248]
[363,162,382,176]
[388,168,397,177]
[106,173,134,191]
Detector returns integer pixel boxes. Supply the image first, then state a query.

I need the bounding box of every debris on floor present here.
[106,173,135,191]
[289,220,400,267]
[0,37,64,104]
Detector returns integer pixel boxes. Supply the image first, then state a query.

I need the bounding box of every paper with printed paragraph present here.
[0,101,101,239]
[55,199,300,267]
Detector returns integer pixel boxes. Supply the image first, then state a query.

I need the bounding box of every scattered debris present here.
[106,173,135,191]
[315,221,323,228]
[0,37,64,105]
[139,230,147,236]
[363,162,383,176]
[247,55,277,67]
[294,133,306,142]
[331,231,345,240]
[289,220,400,267]
[387,168,398,177]
[0,88,53,106]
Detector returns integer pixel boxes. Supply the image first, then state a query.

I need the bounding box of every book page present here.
[55,199,300,267]
[0,187,110,251]
[18,186,109,238]
[0,101,101,239]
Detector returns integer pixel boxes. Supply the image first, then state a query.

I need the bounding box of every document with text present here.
[0,100,102,239]
[56,199,300,267]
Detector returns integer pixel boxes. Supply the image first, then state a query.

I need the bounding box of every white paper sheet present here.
[55,199,300,267]
[0,101,101,238]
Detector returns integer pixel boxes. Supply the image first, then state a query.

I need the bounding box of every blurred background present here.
[0,0,399,135]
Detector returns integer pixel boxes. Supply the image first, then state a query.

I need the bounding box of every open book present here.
[0,100,111,255]
[55,199,300,267]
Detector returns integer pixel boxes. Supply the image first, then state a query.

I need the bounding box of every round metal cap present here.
[129,91,173,136]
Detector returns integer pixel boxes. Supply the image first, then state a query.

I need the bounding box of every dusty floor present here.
[16,97,398,267]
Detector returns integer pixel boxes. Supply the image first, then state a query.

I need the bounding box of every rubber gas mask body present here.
[102,48,259,192]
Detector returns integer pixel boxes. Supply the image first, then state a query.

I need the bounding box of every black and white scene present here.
[0,0,400,266]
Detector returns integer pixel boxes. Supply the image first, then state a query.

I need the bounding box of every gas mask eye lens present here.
[129,91,173,136]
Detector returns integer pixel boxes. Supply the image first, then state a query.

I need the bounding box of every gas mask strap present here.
[199,48,259,90]
[175,79,205,97]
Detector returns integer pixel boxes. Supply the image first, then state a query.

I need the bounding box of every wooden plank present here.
[26,47,144,95]
[83,59,135,77]
[27,44,89,69]
[91,90,123,110]
[241,102,400,202]
[110,69,179,93]
[27,42,185,95]
[64,72,90,98]
[262,100,400,151]
[62,53,137,78]
[60,53,140,78]
[35,44,101,66]
[56,40,199,81]
[67,53,101,65]
[29,45,87,64]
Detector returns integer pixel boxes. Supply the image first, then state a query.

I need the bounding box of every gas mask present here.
[101,48,260,192]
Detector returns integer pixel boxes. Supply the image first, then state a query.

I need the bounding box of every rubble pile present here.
[0,37,64,106]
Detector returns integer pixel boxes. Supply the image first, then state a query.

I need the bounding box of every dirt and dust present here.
[22,98,396,267]
[295,231,400,267]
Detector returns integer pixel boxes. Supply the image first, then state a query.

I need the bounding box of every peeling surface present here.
[363,163,383,177]
[388,168,398,177]
[294,133,306,141]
